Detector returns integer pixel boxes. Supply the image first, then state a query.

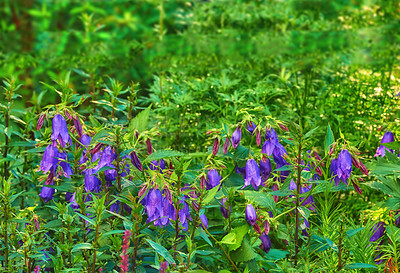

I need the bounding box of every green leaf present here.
[343,263,376,269]
[231,237,257,262]
[144,150,185,163]
[218,270,232,273]
[346,227,364,237]
[202,186,220,205]
[71,243,93,252]
[197,227,213,247]
[146,239,175,265]
[241,191,276,211]
[75,213,95,226]
[265,249,289,261]
[382,142,400,150]
[130,105,152,133]
[99,230,125,239]
[324,124,334,154]
[304,126,319,139]
[187,271,212,273]
[228,225,249,251]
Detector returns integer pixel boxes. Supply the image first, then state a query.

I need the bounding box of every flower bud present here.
[146,139,153,154]
[264,220,270,235]
[223,137,230,154]
[213,137,219,156]
[200,175,206,190]
[130,151,143,171]
[253,223,261,234]
[245,204,257,226]
[256,129,261,146]
[231,126,242,149]
[73,116,83,137]
[352,180,362,195]
[37,113,46,131]
[279,123,289,132]
[65,110,72,120]
[138,184,147,197]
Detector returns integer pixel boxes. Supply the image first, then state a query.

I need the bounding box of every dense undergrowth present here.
[1,0,400,272]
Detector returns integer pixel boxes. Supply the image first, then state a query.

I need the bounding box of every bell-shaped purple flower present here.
[262,128,279,156]
[51,114,72,148]
[206,169,222,190]
[58,151,73,178]
[39,182,55,203]
[150,159,166,173]
[336,149,352,185]
[247,122,256,135]
[375,131,395,157]
[245,204,257,226]
[40,145,60,174]
[84,169,101,192]
[220,198,231,219]
[259,232,271,254]
[200,214,208,229]
[370,222,385,242]
[179,196,192,231]
[259,157,272,181]
[96,146,116,171]
[79,134,91,147]
[243,159,262,190]
[231,126,242,149]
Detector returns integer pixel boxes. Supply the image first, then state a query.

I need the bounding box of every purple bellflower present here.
[262,127,279,156]
[247,122,256,135]
[245,204,257,226]
[259,157,272,181]
[200,214,208,229]
[206,169,222,190]
[40,145,60,174]
[150,159,166,173]
[259,232,271,254]
[331,149,352,186]
[243,159,262,190]
[51,114,72,148]
[375,131,395,157]
[370,222,385,242]
[84,169,101,192]
[220,198,231,219]
[39,182,55,203]
[231,126,242,149]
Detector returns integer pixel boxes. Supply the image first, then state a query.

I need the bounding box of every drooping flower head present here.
[40,145,60,174]
[262,127,279,156]
[231,126,242,149]
[247,122,256,135]
[259,232,271,254]
[84,169,101,193]
[245,204,257,226]
[243,159,262,190]
[259,157,272,181]
[206,169,222,190]
[51,114,72,148]
[336,149,352,185]
[39,182,55,203]
[375,131,395,157]
[220,198,231,219]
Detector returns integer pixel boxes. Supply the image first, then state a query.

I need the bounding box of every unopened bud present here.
[37,113,46,131]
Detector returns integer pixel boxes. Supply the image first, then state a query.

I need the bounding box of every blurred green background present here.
[1,0,399,152]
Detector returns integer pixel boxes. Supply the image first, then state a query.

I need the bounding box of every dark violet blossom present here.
[370,222,385,242]
[58,151,73,178]
[245,204,257,226]
[68,192,80,210]
[259,232,271,254]
[179,196,192,231]
[259,157,272,181]
[231,126,242,149]
[375,131,395,157]
[150,159,166,173]
[146,138,153,154]
[39,182,55,203]
[220,198,231,219]
[247,122,256,135]
[243,159,262,190]
[331,149,352,186]
[40,145,60,174]
[262,128,279,156]
[84,169,101,192]
[200,214,208,229]
[141,188,177,228]
[206,169,222,190]
[51,114,72,148]
[80,134,91,146]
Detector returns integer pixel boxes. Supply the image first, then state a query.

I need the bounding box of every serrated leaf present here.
[231,237,257,262]
[202,185,220,205]
[241,191,276,211]
[144,150,185,163]
[130,105,152,133]
[146,239,175,265]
